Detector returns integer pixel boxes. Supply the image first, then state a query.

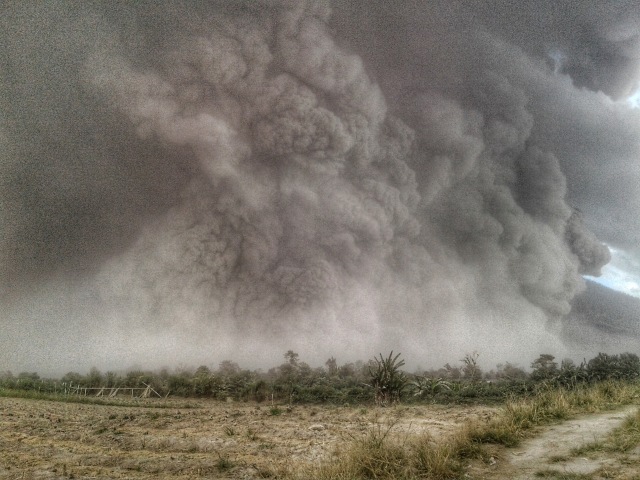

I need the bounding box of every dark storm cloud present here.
[332,0,640,249]
[0,2,196,297]
[462,0,640,99]
[1,0,637,374]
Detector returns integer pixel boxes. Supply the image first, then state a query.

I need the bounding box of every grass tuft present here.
[412,435,465,479]
[270,406,283,416]
[215,453,235,473]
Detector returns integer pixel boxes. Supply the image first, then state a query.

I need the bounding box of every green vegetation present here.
[214,452,235,473]
[367,351,408,406]
[2,351,640,407]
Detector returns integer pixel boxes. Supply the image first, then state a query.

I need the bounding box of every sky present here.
[585,93,640,298]
[2,0,640,376]
[588,246,640,298]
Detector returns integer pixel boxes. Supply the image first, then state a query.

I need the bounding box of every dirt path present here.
[485,405,640,479]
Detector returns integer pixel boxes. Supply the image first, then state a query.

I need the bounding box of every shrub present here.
[367,352,408,406]
[587,352,640,381]
[530,354,558,382]
[461,352,482,382]
[410,376,451,398]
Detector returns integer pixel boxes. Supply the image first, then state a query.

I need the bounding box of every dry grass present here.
[297,381,640,480]
[0,395,493,479]
[2,381,637,479]
[296,425,464,480]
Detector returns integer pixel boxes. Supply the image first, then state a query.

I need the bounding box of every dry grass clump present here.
[410,436,464,479]
[606,408,640,452]
[298,425,464,480]
[295,381,640,480]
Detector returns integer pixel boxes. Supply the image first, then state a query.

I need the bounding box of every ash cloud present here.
[2,0,637,374]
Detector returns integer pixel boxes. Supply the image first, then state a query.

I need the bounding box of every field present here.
[1,391,639,479]
[0,396,495,479]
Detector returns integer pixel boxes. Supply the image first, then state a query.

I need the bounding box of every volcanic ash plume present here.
[87,1,423,357]
[1,0,619,370]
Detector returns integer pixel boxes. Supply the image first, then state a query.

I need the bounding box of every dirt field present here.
[0,396,497,479]
[2,396,638,479]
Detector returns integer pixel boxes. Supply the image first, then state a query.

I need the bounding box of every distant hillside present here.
[562,280,640,354]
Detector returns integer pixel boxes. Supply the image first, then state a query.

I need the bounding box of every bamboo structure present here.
[67,383,161,398]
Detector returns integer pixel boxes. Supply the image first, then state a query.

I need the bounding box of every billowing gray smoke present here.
[3,0,638,374]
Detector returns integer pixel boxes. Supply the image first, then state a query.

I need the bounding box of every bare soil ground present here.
[0,396,497,479]
[3,396,638,479]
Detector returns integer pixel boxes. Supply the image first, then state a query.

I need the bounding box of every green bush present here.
[587,352,640,381]
[367,352,408,406]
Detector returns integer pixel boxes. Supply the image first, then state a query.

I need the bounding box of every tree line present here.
[2,350,639,405]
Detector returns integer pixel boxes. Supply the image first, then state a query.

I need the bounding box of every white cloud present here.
[628,89,640,108]
[586,245,640,298]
